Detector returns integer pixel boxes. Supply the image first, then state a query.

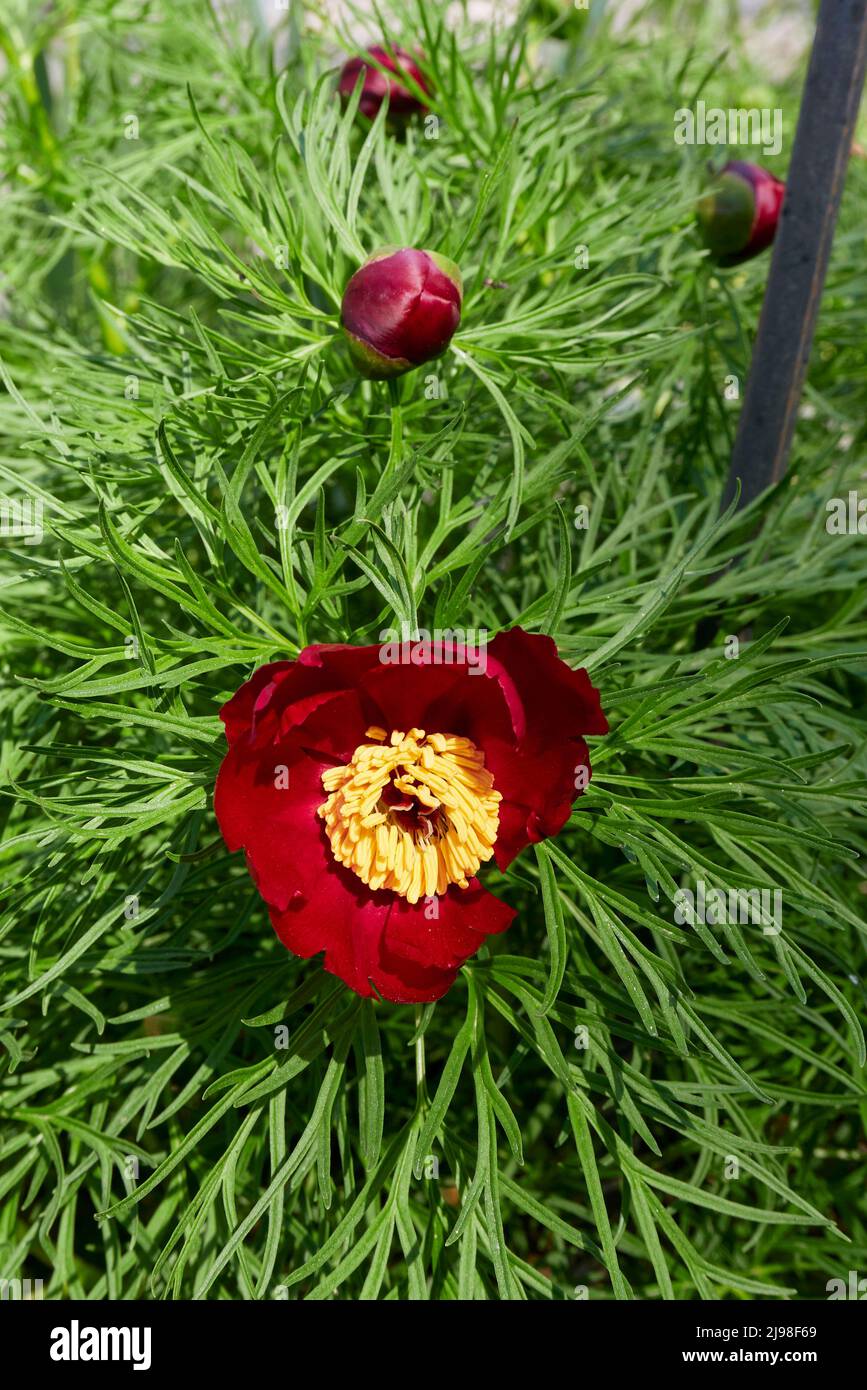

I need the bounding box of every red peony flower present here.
[337,45,430,121]
[214,630,607,1003]
[341,247,463,379]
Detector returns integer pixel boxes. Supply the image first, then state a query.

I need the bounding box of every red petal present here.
[218,656,363,753]
[214,689,368,911]
[270,877,512,1003]
[488,629,607,740]
[270,893,456,1004]
[363,660,514,744]
[268,871,395,999]
[384,878,515,973]
[219,662,294,747]
[483,630,607,867]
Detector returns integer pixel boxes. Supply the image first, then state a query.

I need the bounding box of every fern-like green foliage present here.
[0,0,865,1301]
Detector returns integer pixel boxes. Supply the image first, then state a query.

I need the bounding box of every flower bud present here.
[337,46,429,121]
[341,247,463,379]
[696,160,785,266]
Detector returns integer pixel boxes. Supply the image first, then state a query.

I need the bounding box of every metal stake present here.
[722,0,867,512]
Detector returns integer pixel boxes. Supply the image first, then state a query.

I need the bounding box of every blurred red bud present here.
[696,160,785,266]
[337,46,430,121]
[341,247,463,379]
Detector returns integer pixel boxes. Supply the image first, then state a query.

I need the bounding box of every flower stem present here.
[414,1005,426,1102]
[386,378,403,475]
[0,23,62,178]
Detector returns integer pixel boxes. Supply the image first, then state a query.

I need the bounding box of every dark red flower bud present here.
[341,247,463,379]
[696,160,785,266]
[337,46,429,121]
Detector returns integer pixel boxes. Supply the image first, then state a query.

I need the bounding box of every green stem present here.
[415,1005,427,1102]
[385,378,404,475]
[0,23,63,177]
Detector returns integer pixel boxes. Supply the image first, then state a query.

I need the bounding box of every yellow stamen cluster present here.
[318,726,501,903]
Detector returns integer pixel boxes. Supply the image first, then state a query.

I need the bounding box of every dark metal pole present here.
[722,0,867,512]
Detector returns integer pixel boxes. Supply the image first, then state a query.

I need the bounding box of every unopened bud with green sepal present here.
[341,247,463,380]
[696,160,785,266]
